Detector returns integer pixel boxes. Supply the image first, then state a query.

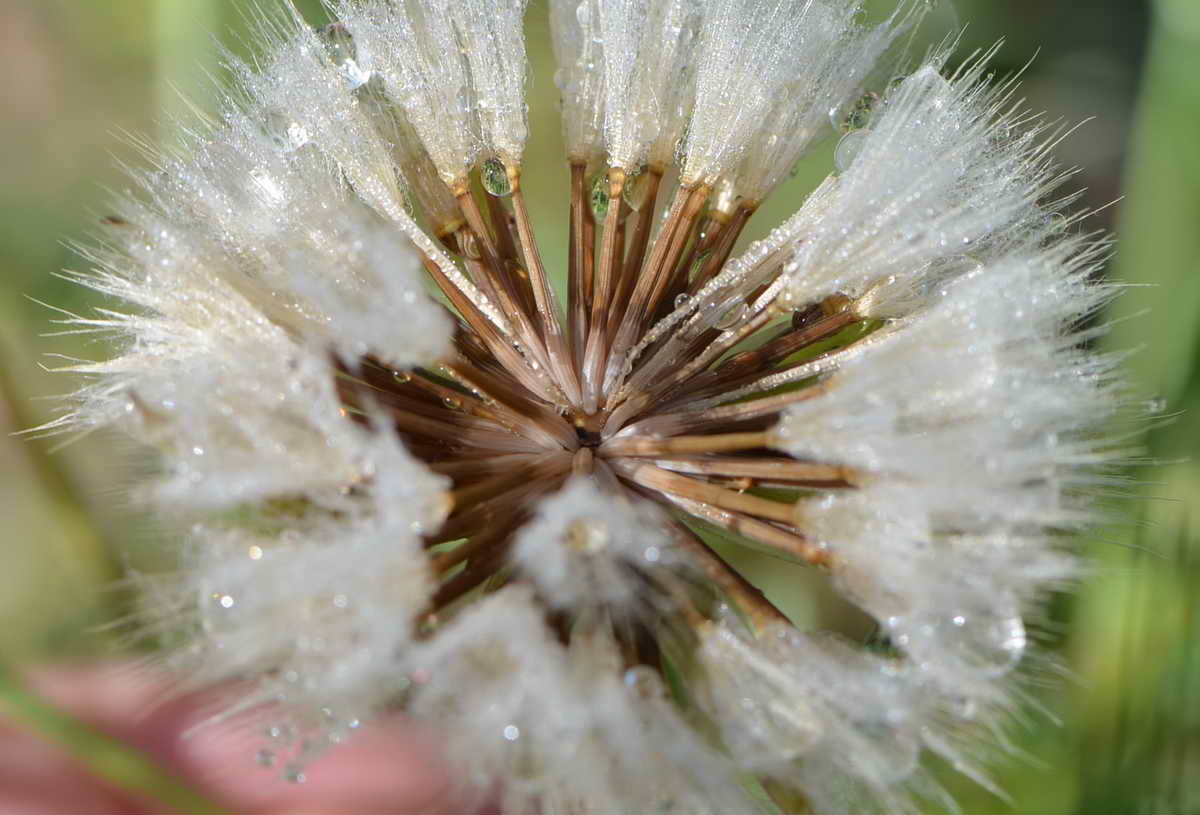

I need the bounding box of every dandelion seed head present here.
[48,0,1139,810]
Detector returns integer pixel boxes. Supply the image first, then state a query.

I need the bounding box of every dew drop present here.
[319,23,355,64]
[266,723,294,744]
[265,111,311,153]
[256,749,275,767]
[952,695,978,720]
[575,1,590,27]
[623,665,664,699]
[319,23,372,89]
[890,604,1028,677]
[673,292,691,309]
[393,371,412,384]
[834,130,868,173]
[622,168,645,210]
[566,518,609,553]
[481,157,513,197]
[442,396,463,410]
[991,613,1028,670]
[283,763,306,784]
[715,301,748,331]
[503,724,521,741]
[589,173,610,219]
[838,91,880,133]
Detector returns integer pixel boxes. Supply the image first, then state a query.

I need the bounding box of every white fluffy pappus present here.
[594,0,703,172]
[681,0,821,187]
[512,476,683,615]
[698,619,1031,814]
[733,0,919,202]
[133,424,448,767]
[777,51,1075,317]
[549,0,607,163]
[773,252,1122,533]
[407,586,763,815]
[330,0,482,185]
[758,250,1120,796]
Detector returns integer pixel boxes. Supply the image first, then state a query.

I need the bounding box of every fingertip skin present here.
[8,666,459,815]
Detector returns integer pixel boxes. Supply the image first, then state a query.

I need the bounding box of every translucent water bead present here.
[566,517,609,554]
[623,665,666,700]
[622,168,646,211]
[714,300,748,331]
[318,23,371,90]
[887,601,1028,677]
[590,172,610,218]
[265,111,311,153]
[834,130,868,174]
[481,157,513,197]
[831,91,881,133]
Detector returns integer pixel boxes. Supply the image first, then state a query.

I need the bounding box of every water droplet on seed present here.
[589,172,610,219]
[838,91,880,132]
[715,301,748,330]
[481,157,513,197]
[623,665,664,699]
[566,518,609,553]
[834,130,868,173]
[319,23,356,64]
[622,168,645,210]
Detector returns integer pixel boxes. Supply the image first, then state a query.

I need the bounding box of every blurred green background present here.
[0,0,1196,812]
